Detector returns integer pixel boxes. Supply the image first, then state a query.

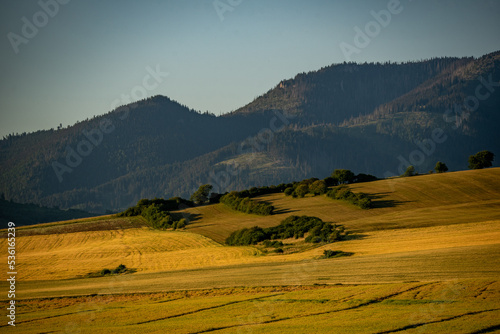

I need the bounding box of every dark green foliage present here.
[225,215,346,246]
[118,197,190,229]
[293,184,309,198]
[235,183,292,199]
[174,218,187,229]
[323,177,338,187]
[326,185,372,209]
[220,192,274,216]
[434,161,449,173]
[190,184,213,205]
[225,226,268,246]
[284,187,294,196]
[0,198,93,227]
[402,165,416,177]
[87,264,133,278]
[2,53,499,214]
[309,180,327,195]
[468,150,494,169]
[355,173,378,183]
[100,269,111,276]
[263,240,284,248]
[322,250,353,259]
[332,169,355,184]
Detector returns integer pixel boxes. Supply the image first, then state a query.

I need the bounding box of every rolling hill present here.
[0,168,499,333]
[1,51,499,213]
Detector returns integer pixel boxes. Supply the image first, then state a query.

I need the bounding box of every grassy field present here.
[184,168,500,243]
[1,282,499,333]
[0,168,499,332]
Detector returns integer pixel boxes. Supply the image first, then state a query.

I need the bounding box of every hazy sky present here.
[1,0,499,138]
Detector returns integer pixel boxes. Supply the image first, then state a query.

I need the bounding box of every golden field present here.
[1,168,500,333]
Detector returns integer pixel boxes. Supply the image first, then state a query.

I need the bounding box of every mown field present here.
[1,168,499,333]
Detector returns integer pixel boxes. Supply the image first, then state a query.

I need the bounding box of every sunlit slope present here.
[0,218,261,281]
[185,168,500,242]
[5,218,499,291]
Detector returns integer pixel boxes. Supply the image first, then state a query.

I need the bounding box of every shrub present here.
[294,184,309,198]
[100,269,111,276]
[284,187,294,196]
[175,218,187,229]
[220,192,274,216]
[322,250,353,259]
[225,215,347,246]
[326,185,372,209]
[309,180,327,195]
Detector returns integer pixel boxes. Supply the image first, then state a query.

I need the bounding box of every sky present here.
[0,0,499,138]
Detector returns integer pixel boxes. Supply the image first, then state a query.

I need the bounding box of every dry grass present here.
[0,168,499,333]
[1,281,498,333]
[0,226,261,280]
[184,168,500,242]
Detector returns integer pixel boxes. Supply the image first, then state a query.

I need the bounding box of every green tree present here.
[309,180,327,195]
[468,150,494,169]
[190,184,213,204]
[294,184,309,198]
[332,169,355,184]
[434,161,448,173]
[403,165,415,177]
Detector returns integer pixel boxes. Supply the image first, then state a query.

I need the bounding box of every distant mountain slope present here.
[0,51,499,212]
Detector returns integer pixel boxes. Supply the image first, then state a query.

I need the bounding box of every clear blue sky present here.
[1,0,499,138]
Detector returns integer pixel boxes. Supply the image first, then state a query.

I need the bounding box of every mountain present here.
[1,51,499,213]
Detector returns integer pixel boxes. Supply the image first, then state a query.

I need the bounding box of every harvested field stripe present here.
[468,324,500,334]
[373,308,500,334]
[0,308,98,327]
[190,283,433,333]
[135,293,286,325]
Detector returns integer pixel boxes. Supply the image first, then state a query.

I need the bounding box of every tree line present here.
[225,215,347,246]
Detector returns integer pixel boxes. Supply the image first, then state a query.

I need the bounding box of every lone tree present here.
[468,151,494,169]
[190,184,213,205]
[403,165,415,177]
[332,169,355,184]
[434,161,448,173]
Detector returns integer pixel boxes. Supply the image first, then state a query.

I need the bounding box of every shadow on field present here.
[368,192,409,208]
[171,212,202,224]
[343,233,368,241]
[273,208,299,215]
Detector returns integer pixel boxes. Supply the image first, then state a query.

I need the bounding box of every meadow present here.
[1,168,499,332]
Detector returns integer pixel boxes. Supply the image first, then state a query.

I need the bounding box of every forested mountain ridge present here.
[1,51,499,213]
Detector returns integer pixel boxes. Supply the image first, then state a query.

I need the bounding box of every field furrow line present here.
[190,283,435,333]
[134,293,286,325]
[467,324,500,334]
[372,308,500,334]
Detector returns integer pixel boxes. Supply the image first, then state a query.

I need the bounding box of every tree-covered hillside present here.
[1,51,499,213]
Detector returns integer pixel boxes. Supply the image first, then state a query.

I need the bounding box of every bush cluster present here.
[220,192,274,216]
[284,178,327,198]
[225,215,347,246]
[234,184,292,198]
[326,185,372,209]
[85,264,133,278]
[118,197,191,229]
